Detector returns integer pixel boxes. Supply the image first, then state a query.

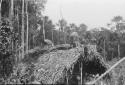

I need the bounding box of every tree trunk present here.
[112,51,113,59]
[0,0,2,23]
[21,0,25,59]
[10,0,14,51]
[58,29,60,44]
[64,32,66,44]
[52,30,54,43]
[26,1,29,53]
[104,39,106,59]
[17,6,20,62]
[118,43,120,58]
[10,0,13,19]
[43,16,45,40]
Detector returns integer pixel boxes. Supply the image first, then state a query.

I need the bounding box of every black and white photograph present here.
[0,0,125,84]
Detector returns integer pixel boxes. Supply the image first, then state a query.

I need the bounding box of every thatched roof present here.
[11,45,109,84]
[34,48,82,84]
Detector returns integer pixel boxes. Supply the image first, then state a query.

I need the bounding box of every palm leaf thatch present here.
[10,45,110,84]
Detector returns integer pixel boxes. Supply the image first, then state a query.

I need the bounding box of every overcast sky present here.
[44,0,125,29]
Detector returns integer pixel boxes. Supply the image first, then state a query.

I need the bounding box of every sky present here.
[44,0,125,29]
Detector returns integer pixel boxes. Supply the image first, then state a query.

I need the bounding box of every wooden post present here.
[21,0,25,59]
[66,70,69,85]
[81,62,83,85]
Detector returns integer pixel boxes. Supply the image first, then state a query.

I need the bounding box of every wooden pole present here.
[21,0,25,59]
[81,62,83,85]
[66,70,69,85]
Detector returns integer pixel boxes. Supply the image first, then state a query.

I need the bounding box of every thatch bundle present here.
[9,45,110,84]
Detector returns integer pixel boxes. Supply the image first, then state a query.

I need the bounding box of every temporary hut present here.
[10,45,111,84]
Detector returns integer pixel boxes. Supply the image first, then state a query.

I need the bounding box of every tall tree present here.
[78,23,88,40]
[21,0,25,59]
[10,0,14,51]
[112,16,123,32]
[69,23,77,32]
[79,23,87,32]
[57,19,67,44]
[111,16,123,58]
[0,0,2,23]
[57,19,67,32]
[26,0,29,53]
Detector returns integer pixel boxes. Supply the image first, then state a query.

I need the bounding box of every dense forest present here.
[0,0,125,84]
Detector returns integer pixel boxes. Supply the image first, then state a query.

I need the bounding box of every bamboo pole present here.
[21,0,25,59]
